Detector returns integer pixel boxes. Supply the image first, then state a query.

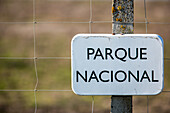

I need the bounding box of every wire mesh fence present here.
[0,0,170,113]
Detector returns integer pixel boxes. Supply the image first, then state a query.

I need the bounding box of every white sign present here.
[71,34,164,95]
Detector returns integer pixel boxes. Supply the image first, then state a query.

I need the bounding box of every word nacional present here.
[71,34,163,95]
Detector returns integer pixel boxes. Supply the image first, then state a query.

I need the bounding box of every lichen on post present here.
[112,0,134,34]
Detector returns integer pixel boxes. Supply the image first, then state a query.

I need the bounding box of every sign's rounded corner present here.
[71,86,81,96]
[155,34,164,45]
[71,34,82,45]
[153,88,164,95]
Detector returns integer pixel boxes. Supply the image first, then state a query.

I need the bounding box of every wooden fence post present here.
[111,0,134,113]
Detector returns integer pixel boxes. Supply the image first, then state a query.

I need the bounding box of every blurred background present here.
[0,0,170,113]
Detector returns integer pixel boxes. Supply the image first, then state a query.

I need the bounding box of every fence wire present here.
[144,1,149,112]
[0,0,170,113]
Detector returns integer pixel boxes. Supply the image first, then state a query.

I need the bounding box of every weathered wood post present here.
[111,0,134,113]
[112,0,134,34]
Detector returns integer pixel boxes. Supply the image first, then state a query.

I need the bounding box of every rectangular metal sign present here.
[71,34,164,95]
